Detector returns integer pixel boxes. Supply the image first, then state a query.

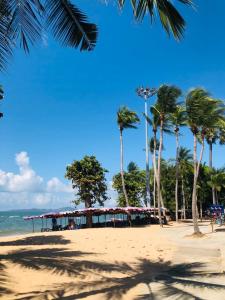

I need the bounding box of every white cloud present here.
[0,152,117,210]
[0,152,73,209]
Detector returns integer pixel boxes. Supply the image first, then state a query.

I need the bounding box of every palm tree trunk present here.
[157,118,164,226]
[175,129,179,222]
[181,178,186,220]
[192,133,200,234]
[120,129,129,207]
[153,173,156,217]
[152,131,157,217]
[209,141,216,205]
[192,133,205,234]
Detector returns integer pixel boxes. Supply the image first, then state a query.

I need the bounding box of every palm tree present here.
[186,88,224,235]
[178,147,192,219]
[205,109,225,204]
[146,105,171,217]
[154,85,181,225]
[169,105,186,222]
[117,106,139,206]
[207,169,225,204]
[0,0,192,71]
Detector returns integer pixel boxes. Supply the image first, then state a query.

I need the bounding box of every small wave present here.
[8,216,20,218]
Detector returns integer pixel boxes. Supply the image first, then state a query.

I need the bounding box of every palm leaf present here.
[7,0,43,53]
[127,0,193,40]
[0,1,13,70]
[46,0,98,51]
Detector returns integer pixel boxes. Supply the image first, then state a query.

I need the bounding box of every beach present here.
[0,221,225,300]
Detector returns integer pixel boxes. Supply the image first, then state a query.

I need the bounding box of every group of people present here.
[52,218,76,231]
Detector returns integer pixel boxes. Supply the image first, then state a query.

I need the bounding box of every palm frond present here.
[0,1,13,70]
[126,0,193,40]
[46,0,98,51]
[7,0,44,53]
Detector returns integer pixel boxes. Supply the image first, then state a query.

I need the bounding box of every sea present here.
[0,208,88,237]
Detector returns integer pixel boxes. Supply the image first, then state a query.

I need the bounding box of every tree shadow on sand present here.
[0,235,71,246]
[1,247,224,300]
[0,262,11,297]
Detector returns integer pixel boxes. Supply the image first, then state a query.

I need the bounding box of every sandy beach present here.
[1,221,225,300]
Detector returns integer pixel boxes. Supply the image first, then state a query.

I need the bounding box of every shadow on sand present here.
[1,246,225,300]
[0,235,71,246]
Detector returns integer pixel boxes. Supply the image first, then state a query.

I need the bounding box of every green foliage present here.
[0,0,192,71]
[117,106,140,131]
[65,155,108,208]
[112,163,146,207]
[119,0,193,40]
[156,85,182,117]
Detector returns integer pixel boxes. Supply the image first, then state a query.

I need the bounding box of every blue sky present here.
[0,0,225,209]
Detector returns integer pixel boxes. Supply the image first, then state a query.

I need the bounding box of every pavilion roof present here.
[23,206,163,220]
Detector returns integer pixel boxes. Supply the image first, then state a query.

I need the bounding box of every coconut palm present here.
[117,106,139,206]
[186,88,224,234]
[153,85,181,225]
[146,105,171,217]
[178,147,192,219]
[0,0,192,71]
[169,105,186,222]
[205,109,225,204]
[207,170,225,204]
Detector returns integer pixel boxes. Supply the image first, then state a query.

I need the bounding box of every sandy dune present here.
[0,221,225,300]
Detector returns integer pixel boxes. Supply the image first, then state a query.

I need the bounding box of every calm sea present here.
[0,209,51,237]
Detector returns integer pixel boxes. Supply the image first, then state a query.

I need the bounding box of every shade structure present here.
[23,207,162,221]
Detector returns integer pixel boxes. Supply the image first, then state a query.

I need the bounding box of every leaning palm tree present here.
[153,85,181,225]
[0,0,192,71]
[169,105,186,222]
[186,88,224,235]
[117,106,139,206]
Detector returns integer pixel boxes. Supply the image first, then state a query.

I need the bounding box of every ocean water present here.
[0,209,50,237]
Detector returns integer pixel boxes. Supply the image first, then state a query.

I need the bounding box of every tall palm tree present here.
[169,105,186,222]
[154,85,181,225]
[117,106,139,206]
[0,0,192,71]
[207,169,225,204]
[146,105,171,216]
[205,109,225,204]
[178,147,192,219]
[186,88,224,235]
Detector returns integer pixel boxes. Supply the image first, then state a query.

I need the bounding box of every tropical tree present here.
[186,88,224,234]
[0,0,193,71]
[169,105,186,221]
[207,169,225,204]
[117,106,140,206]
[112,162,146,207]
[153,85,181,224]
[65,155,108,227]
[178,147,192,219]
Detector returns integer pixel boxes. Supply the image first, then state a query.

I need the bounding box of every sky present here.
[0,0,225,210]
